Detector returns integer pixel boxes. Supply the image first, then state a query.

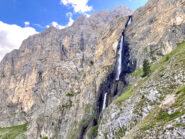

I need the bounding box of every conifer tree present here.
[142,59,151,77]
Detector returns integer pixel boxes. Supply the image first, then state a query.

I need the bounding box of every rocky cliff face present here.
[0,6,132,139]
[97,0,185,138]
[97,41,185,138]
[126,0,185,68]
[0,0,185,139]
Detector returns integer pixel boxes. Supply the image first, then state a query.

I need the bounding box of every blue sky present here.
[0,0,148,60]
[0,0,148,31]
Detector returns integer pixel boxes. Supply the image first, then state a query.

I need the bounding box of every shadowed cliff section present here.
[80,16,137,139]
[70,15,135,139]
[96,16,137,116]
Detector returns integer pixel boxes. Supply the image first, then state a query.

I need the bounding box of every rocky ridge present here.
[0,0,185,138]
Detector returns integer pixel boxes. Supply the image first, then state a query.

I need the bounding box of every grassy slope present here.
[113,41,185,138]
[0,124,27,139]
[115,41,185,103]
[126,86,185,138]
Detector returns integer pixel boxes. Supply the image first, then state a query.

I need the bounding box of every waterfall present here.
[115,16,132,81]
[102,92,107,110]
[115,36,124,81]
[100,16,133,112]
[77,16,134,139]
[127,16,132,26]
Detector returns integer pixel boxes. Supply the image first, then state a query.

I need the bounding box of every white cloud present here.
[67,16,74,26]
[60,0,92,13]
[65,12,74,26]
[34,24,46,29]
[0,21,37,61]
[85,13,90,18]
[48,13,74,29]
[51,21,65,29]
[66,12,73,17]
[51,21,59,28]
[24,21,30,26]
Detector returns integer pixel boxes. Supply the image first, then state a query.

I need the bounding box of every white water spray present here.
[127,16,132,25]
[102,92,107,110]
[116,36,124,80]
[115,16,132,81]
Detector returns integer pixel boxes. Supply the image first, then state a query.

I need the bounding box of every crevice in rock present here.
[38,71,43,83]
[79,124,88,139]
[11,56,15,75]
[96,15,136,117]
[59,44,68,60]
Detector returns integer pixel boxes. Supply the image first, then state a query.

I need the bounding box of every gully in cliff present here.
[80,16,134,139]
[101,15,133,112]
[116,15,132,81]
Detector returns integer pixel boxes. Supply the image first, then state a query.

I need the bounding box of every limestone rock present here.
[160,94,176,111]
[0,6,132,139]
[126,0,185,68]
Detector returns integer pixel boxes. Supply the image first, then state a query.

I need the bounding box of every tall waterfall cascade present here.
[115,16,132,81]
[102,92,107,110]
[115,36,124,80]
[101,16,132,112]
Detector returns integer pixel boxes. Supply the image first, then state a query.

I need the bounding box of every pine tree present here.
[142,59,151,77]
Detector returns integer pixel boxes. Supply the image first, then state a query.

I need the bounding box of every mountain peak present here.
[72,6,132,28]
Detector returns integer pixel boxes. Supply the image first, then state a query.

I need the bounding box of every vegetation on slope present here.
[128,42,185,138]
[115,41,185,104]
[126,85,185,138]
[110,41,185,138]
[0,123,27,139]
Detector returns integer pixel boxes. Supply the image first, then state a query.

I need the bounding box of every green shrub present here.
[66,93,74,97]
[90,60,94,65]
[159,74,164,78]
[164,55,170,61]
[143,48,148,53]
[42,137,48,139]
[87,125,98,138]
[142,59,151,77]
[151,57,157,61]
[59,100,73,110]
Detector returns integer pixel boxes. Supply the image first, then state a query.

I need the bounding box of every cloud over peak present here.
[47,12,74,29]
[0,21,37,61]
[60,0,92,13]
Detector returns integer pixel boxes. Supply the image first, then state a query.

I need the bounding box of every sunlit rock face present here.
[0,6,132,139]
[125,0,185,68]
